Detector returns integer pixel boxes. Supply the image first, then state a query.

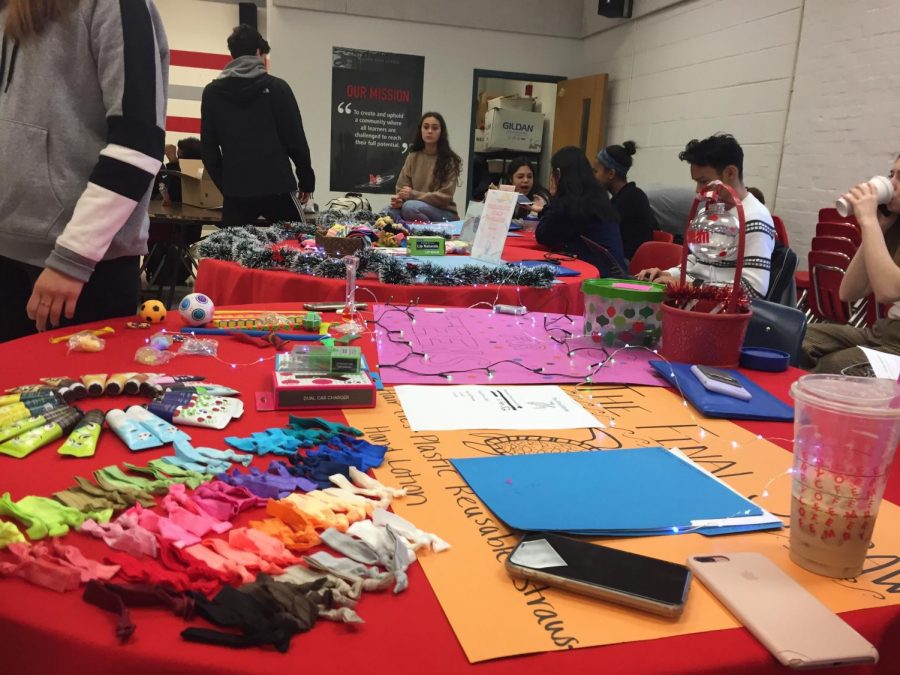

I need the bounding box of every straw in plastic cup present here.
[789,374,900,578]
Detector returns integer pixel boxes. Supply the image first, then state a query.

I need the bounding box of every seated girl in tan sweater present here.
[388,112,462,222]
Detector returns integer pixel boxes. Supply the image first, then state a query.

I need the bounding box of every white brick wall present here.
[577,0,802,207]
[776,0,900,266]
[579,0,900,268]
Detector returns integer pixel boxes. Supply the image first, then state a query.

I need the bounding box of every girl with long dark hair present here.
[536,146,626,277]
[0,0,168,341]
[389,111,462,221]
[506,157,551,218]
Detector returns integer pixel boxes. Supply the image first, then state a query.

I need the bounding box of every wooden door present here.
[551,74,609,161]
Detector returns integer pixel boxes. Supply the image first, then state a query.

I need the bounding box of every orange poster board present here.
[345,385,900,663]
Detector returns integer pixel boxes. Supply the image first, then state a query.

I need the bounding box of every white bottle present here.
[835,175,894,217]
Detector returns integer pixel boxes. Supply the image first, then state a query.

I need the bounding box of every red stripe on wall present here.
[170,49,231,70]
[166,116,202,133]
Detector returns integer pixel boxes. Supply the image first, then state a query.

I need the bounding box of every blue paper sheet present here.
[451,447,781,537]
[649,361,794,422]
[406,256,506,270]
[509,260,582,277]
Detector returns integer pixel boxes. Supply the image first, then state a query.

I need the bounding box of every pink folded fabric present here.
[0,542,84,592]
[129,503,201,549]
[80,512,159,558]
[43,539,120,582]
[228,527,301,567]
[192,481,266,521]
[203,537,283,575]
[161,484,231,537]
[183,543,254,584]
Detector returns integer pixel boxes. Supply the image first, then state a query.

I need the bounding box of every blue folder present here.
[406,255,505,270]
[649,361,794,422]
[451,447,780,537]
[509,260,582,277]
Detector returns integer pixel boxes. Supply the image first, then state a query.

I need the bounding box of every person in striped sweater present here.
[0,0,169,341]
[637,134,775,299]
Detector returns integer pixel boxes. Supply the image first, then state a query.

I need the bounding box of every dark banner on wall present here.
[330,46,424,194]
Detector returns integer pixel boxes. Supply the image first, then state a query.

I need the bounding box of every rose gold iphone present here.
[687,553,877,669]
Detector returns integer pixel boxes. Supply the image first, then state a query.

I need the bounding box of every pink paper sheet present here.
[374,305,665,386]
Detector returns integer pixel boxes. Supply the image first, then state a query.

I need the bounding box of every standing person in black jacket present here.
[201,25,314,227]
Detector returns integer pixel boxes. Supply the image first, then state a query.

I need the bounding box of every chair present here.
[808,249,852,323]
[651,230,675,243]
[765,244,798,307]
[818,207,857,225]
[816,221,861,246]
[771,215,790,247]
[811,235,858,259]
[628,241,683,276]
[744,298,808,367]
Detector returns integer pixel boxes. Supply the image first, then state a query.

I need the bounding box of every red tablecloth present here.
[194,235,591,314]
[1,306,896,675]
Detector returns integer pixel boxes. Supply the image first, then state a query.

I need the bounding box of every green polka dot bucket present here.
[582,278,665,348]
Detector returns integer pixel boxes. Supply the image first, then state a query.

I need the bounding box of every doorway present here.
[467,70,610,207]
[467,69,565,205]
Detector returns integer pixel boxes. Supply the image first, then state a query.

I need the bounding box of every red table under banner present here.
[0,305,897,675]
[194,235,593,314]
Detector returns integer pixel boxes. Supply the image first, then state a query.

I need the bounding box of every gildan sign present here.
[502,122,536,133]
[483,108,544,153]
[330,47,424,195]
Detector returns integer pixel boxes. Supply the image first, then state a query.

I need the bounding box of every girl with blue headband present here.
[595,141,658,260]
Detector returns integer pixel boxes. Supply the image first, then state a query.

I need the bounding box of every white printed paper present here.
[860,346,900,380]
[394,385,600,431]
[470,189,517,262]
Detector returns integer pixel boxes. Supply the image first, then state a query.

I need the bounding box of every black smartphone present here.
[694,365,741,387]
[506,533,691,617]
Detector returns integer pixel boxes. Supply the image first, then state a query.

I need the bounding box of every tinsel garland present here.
[664,281,750,314]
[198,224,555,288]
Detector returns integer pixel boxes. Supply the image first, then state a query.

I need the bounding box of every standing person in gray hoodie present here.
[201,24,314,228]
[0,0,169,341]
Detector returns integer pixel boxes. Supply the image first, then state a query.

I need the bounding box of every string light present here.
[374,301,800,528]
